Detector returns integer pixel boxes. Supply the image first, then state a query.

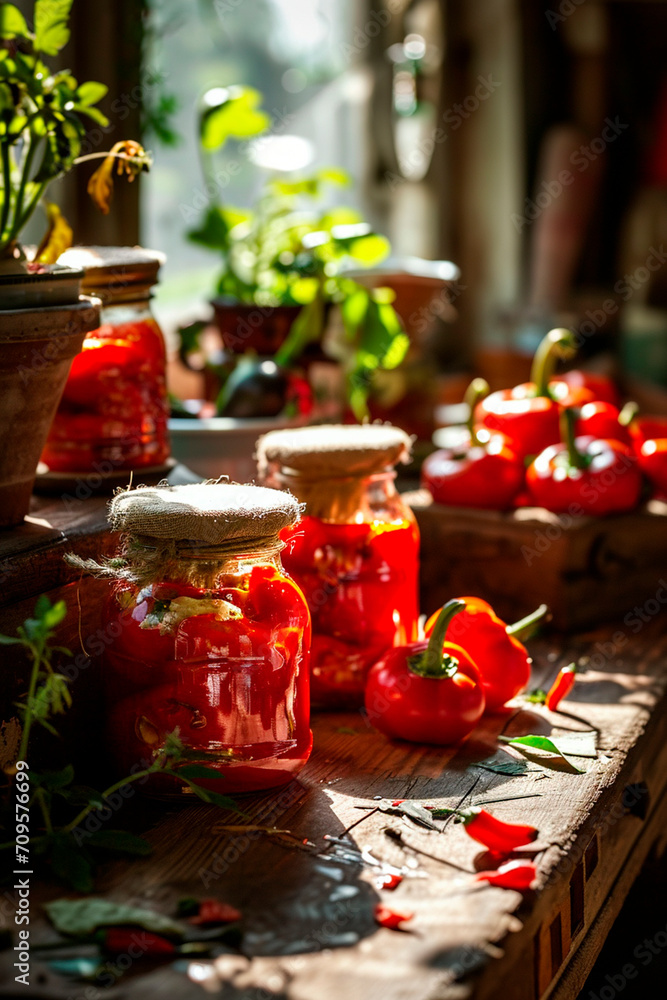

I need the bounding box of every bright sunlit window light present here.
[248,135,314,172]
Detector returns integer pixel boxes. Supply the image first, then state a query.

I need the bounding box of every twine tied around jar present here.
[66,481,303,588]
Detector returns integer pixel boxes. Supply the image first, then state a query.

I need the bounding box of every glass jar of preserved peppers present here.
[41,246,170,473]
[257,424,420,708]
[100,483,312,796]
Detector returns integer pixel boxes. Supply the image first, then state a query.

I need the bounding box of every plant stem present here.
[409,599,466,678]
[465,378,490,447]
[560,407,587,470]
[8,138,37,245]
[62,765,161,834]
[506,603,551,640]
[17,643,42,763]
[530,328,577,397]
[0,142,13,245]
[35,788,53,835]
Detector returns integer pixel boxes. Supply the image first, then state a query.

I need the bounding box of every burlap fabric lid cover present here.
[109,483,301,546]
[257,423,413,478]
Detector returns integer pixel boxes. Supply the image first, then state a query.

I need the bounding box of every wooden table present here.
[1,494,667,1000]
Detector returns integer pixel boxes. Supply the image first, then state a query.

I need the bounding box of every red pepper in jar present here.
[476,329,594,458]
[475,860,537,890]
[421,379,525,509]
[526,410,642,515]
[460,808,538,854]
[629,415,667,496]
[544,662,577,711]
[364,600,485,745]
[424,599,550,713]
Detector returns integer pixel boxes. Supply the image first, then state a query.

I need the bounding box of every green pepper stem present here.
[618,401,639,428]
[408,599,466,678]
[531,328,577,397]
[464,378,490,447]
[560,407,587,470]
[506,603,551,640]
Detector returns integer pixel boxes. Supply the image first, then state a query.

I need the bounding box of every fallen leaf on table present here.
[498,731,597,773]
[45,898,185,938]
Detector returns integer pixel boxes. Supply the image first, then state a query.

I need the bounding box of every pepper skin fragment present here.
[475,860,537,890]
[544,662,577,711]
[461,808,538,854]
[364,600,485,745]
[374,904,414,929]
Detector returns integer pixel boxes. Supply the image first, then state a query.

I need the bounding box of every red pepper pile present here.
[422,328,666,513]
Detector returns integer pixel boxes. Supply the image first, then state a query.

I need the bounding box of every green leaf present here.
[498,731,597,772]
[342,233,391,267]
[49,835,94,893]
[45,898,185,937]
[74,105,109,127]
[316,166,350,187]
[36,764,74,790]
[86,830,152,856]
[0,635,21,645]
[176,764,225,781]
[75,81,107,106]
[524,688,548,704]
[200,86,269,152]
[30,672,71,720]
[185,782,238,811]
[34,0,73,55]
[341,286,369,340]
[0,4,30,40]
[57,784,105,809]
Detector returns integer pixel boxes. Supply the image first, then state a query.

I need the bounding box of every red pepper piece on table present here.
[526,409,642,515]
[544,662,577,711]
[629,415,667,496]
[364,600,485,745]
[475,860,537,890]
[102,928,176,955]
[476,329,594,459]
[559,369,620,406]
[424,598,550,713]
[460,808,538,854]
[374,904,414,929]
[421,379,525,509]
[376,873,404,891]
[188,899,242,925]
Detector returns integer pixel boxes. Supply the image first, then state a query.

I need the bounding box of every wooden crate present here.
[407,490,667,631]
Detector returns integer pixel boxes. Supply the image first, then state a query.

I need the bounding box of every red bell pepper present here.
[460,808,538,854]
[476,329,594,458]
[475,859,537,890]
[575,401,636,445]
[559,369,619,406]
[629,416,667,496]
[374,904,414,929]
[364,600,485,745]
[544,662,577,710]
[526,410,642,515]
[421,379,524,509]
[424,598,549,713]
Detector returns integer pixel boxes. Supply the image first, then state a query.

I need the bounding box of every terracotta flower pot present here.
[211,298,302,355]
[0,297,100,527]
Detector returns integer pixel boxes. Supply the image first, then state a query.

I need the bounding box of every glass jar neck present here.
[275,467,398,523]
[121,534,285,589]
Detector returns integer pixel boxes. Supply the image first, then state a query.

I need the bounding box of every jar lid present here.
[109,483,302,545]
[256,423,413,478]
[57,245,165,303]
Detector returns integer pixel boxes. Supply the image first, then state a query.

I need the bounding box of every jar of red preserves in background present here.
[101,482,312,796]
[257,424,420,709]
[41,246,170,473]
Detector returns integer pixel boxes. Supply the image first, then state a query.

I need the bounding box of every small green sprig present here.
[1,596,240,891]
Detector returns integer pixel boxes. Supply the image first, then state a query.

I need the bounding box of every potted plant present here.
[0,1,150,526]
[181,85,409,420]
